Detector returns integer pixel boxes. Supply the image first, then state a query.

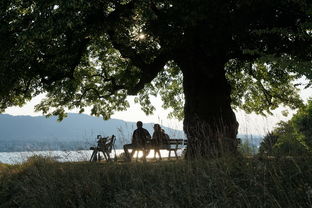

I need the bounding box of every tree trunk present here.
[177,54,239,159]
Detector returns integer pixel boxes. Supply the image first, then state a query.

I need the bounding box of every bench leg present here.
[124,145,137,162]
[98,152,101,161]
[128,149,149,161]
[129,149,135,161]
[101,151,106,161]
[90,150,98,162]
[102,151,111,162]
[106,151,111,161]
[153,149,161,160]
[168,150,171,159]
[143,149,149,161]
[174,150,178,159]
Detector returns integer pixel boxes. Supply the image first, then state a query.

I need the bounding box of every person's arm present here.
[159,132,169,144]
[145,129,151,140]
[164,134,170,144]
[132,130,136,143]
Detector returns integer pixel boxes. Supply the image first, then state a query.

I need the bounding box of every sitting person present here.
[162,129,170,144]
[123,121,151,161]
[151,124,170,160]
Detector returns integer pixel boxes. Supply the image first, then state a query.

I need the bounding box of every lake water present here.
[0,149,183,164]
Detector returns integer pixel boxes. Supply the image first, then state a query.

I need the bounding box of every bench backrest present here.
[168,139,188,146]
[98,135,116,153]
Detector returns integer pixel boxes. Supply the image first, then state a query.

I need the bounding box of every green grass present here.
[1,156,312,208]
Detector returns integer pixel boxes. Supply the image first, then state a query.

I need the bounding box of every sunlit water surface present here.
[0,149,183,164]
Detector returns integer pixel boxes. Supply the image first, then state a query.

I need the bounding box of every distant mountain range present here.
[0,113,263,152]
[0,113,185,152]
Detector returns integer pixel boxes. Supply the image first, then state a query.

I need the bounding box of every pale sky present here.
[4,84,312,136]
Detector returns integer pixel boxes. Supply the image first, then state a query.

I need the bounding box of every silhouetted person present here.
[151,124,169,159]
[123,121,151,161]
[162,129,170,144]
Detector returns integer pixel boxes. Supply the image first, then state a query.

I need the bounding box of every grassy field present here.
[0,156,312,208]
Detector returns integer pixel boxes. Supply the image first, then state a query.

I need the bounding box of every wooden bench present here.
[166,139,188,159]
[90,135,116,162]
[130,139,187,160]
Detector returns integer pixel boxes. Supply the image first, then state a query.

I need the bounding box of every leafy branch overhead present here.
[0,0,312,121]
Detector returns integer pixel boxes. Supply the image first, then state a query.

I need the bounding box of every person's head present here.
[136,121,143,128]
[153,124,161,131]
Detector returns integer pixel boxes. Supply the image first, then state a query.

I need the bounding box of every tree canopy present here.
[1,0,312,157]
[259,100,312,156]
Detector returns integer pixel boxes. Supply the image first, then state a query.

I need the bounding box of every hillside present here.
[0,114,184,152]
[0,113,262,152]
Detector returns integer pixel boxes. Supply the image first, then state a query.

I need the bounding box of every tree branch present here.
[89,73,126,93]
[87,0,169,95]
[127,54,168,95]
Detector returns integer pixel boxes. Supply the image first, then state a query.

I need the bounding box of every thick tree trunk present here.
[177,55,239,159]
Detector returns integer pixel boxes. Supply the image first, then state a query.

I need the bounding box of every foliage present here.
[238,139,257,156]
[258,131,279,155]
[263,122,309,156]
[135,61,185,119]
[1,156,312,207]
[292,99,312,149]
[259,100,312,156]
[226,61,303,115]
[0,0,312,121]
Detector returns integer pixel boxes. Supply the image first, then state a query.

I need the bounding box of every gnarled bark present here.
[177,54,239,159]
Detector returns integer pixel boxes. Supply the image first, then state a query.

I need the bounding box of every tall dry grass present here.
[1,155,312,208]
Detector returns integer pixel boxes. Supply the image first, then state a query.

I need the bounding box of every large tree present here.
[1,0,312,158]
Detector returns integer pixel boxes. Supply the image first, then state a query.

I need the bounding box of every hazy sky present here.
[4,84,312,136]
